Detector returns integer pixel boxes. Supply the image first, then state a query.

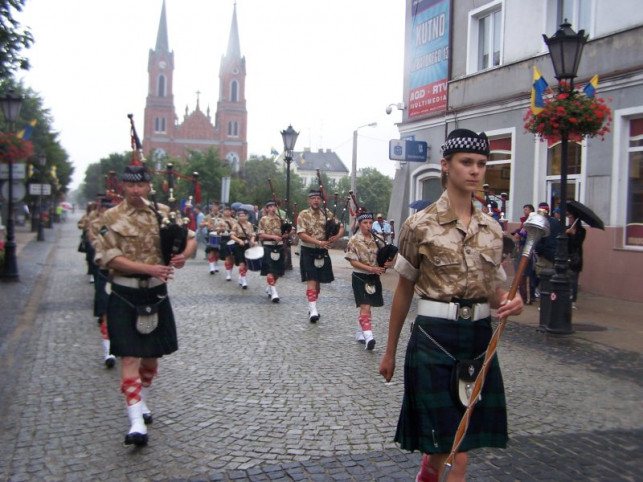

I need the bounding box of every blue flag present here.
[583,74,599,98]
[531,67,548,115]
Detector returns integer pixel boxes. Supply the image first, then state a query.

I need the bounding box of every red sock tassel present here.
[239,266,247,276]
[224,259,233,270]
[100,318,109,340]
[267,274,276,286]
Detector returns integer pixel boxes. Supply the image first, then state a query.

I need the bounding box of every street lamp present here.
[350,122,377,219]
[280,124,299,220]
[0,90,24,281]
[37,154,46,242]
[280,124,299,271]
[541,21,587,334]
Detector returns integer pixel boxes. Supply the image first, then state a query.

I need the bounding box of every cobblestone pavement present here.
[0,216,641,481]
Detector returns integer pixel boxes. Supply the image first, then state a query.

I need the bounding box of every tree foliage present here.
[0,0,33,78]
[354,168,393,217]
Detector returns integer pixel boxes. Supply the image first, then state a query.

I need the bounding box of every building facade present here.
[142,1,248,171]
[389,0,643,301]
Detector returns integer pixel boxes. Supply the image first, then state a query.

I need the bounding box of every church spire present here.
[155,0,170,53]
[225,2,241,60]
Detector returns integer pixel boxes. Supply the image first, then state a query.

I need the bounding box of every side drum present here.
[244,246,264,271]
[208,232,222,249]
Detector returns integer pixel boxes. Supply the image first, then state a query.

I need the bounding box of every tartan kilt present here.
[107,283,178,358]
[233,242,249,266]
[260,245,285,276]
[299,246,334,283]
[93,269,110,317]
[351,272,384,307]
[394,315,507,454]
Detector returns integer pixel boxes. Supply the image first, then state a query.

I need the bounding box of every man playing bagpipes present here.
[98,160,196,447]
[257,200,287,303]
[296,188,345,323]
[344,211,395,350]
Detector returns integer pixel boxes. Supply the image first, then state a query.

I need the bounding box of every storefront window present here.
[625,118,643,247]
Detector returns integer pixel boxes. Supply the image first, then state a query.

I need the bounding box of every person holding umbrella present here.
[378,129,523,481]
[566,211,586,310]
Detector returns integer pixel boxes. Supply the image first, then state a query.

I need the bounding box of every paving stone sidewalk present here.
[0,217,640,481]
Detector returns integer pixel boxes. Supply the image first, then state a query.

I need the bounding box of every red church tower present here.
[143,1,248,171]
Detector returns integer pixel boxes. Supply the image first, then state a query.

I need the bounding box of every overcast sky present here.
[16,0,406,189]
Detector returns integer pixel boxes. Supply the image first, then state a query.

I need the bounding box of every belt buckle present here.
[139,279,149,288]
[459,305,472,320]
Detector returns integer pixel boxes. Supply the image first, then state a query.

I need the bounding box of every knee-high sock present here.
[239,266,247,277]
[121,377,142,406]
[224,259,234,270]
[306,289,318,302]
[267,273,276,286]
[99,317,109,340]
[359,313,372,331]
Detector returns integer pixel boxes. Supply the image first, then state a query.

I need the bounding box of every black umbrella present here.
[566,200,605,230]
[409,199,432,210]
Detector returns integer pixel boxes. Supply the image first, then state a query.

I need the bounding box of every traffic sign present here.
[29,183,52,196]
[1,181,26,202]
[389,140,429,162]
[0,163,26,180]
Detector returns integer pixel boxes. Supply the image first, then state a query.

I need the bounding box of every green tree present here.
[0,0,33,79]
[354,168,392,217]
[181,147,234,206]
[80,152,130,201]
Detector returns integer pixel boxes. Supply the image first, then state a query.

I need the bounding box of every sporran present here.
[451,358,483,409]
[270,248,281,261]
[365,283,376,295]
[135,304,159,335]
[314,254,326,269]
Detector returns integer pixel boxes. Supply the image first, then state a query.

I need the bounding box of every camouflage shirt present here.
[345,231,379,272]
[296,207,339,246]
[232,219,254,239]
[258,214,281,238]
[98,199,194,274]
[395,190,506,302]
[216,217,237,235]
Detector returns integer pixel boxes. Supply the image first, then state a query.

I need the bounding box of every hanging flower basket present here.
[524,87,612,142]
[0,133,34,163]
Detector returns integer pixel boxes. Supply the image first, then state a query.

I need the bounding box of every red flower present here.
[0,133,34,163]
[525,89,612,141]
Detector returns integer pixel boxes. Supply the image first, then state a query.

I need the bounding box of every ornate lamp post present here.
[0,91,24,281]
[37,153,46,242]
[280,125,299,220]
[542,21,587,334]
[280,125,299,271]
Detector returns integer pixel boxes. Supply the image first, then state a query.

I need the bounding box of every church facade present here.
[142,1,248,171]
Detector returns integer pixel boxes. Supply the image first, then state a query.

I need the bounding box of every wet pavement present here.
[0,215,641,481]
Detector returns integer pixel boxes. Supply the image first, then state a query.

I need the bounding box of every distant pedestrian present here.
[229,208,256,289]
[345,211,395,350]
[379,129,523,481]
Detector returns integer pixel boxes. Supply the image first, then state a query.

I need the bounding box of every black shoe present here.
[309,313,319,323]
[271,297,280,303]
[123,432,148,447]
[210,270,214,275]
[104,356,115,369]
[143,413,153,425]
[366,339,376,351]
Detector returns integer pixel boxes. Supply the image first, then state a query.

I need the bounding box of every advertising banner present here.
[407,0,450,119]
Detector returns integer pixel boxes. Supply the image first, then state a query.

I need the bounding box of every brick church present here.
[142,1,248,171]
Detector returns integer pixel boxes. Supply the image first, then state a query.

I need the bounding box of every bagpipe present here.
[128,114,188,265]
[267,178,293,235]
[105,170,123,203]
[349,190,398,267]
[315,169,340,239]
